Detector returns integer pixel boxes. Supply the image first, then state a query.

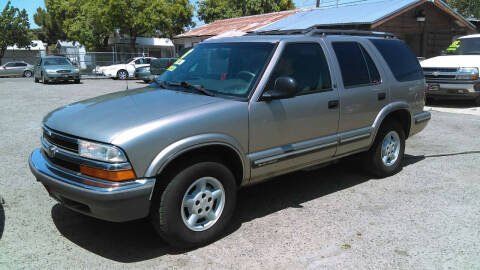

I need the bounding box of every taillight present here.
[166,61,172,68]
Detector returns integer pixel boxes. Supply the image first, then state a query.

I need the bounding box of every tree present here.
[198,0,295,24]
[0,1,31,64]
[36,0,195,51]
[446,0,480,18]
[33,1,69,45]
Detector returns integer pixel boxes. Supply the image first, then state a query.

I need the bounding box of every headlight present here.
[73,68,79,73]
[45,69,56,73]
[457,67,479,80]
[78,140,127,163]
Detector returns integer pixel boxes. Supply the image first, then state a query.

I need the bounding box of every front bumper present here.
[45,72,80,81]
[426,80,480,100]
[29,149,155,222]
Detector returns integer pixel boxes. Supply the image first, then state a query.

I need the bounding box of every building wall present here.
[373,2,472,58]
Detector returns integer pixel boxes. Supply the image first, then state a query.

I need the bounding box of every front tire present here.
[363,121,405,178]
[42,73,48,84]
[150,161,237,248]
[74,79,80,84]
[474,95,480,106]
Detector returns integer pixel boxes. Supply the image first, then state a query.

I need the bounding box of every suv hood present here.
[43,87,221,143]
[421,55,480,69]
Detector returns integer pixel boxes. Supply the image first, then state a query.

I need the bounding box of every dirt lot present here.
[1,78,479,269]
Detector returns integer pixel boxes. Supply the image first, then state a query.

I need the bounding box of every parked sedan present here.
[0,61,34,77]
[100,57,156,80]
[34,56,80,84]
[134,58,177,83]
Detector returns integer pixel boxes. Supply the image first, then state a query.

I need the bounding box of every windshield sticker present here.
[174,59,185,65]
[167,65,177,72]
[446,40,460,51]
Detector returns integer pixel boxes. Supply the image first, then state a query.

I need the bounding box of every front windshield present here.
[43,58,72,66]
[445,38,480,55]
[157,42,276,98]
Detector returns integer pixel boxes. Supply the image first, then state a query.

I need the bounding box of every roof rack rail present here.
[306,29,396,38]
[254,28,396,39]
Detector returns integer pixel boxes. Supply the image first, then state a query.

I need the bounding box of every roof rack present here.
[307,29,396,38]
[254,28,396,39]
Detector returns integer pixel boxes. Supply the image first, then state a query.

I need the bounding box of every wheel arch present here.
[145,134,248,187]
[372,102,412,142]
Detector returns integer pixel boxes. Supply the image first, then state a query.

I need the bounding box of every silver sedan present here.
[0,61,34,77]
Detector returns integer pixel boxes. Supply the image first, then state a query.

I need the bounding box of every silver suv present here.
[29,30,430,247]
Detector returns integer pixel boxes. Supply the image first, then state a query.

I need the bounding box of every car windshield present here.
[157,42,276,98]
[43,58,72,66]
[444,38,480,55]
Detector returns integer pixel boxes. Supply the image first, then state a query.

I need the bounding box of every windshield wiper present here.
[170,81,216,97]
[152,78,215,96]
[153,77,169,89]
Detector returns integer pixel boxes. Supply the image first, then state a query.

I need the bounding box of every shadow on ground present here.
[51,157,424,263]
[426,98,478,108]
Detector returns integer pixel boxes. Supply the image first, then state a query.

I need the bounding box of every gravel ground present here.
[0,78,479,269]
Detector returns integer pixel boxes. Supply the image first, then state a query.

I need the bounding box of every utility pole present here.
[316,0,320,8]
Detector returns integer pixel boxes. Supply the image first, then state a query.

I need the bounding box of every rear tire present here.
[363,121,405,178]
[150,160,237,248]
[117,70,128,80]
[23,70,32,77]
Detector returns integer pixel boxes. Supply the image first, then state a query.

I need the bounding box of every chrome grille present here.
[43,126,78,153]
[423,67,459,81]
[56,70,71,73]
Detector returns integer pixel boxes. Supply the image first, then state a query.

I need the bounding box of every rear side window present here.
[332,42,380,87]
[15,63,27,67]
[370,39,423,82]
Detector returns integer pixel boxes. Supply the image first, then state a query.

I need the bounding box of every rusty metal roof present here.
[175,9,300,38]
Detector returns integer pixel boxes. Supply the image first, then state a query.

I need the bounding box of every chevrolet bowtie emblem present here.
[47,145,57,158]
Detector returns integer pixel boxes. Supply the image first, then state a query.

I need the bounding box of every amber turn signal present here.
[80,165,136,181]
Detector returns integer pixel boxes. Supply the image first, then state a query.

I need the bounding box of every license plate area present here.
[61,74,69,77]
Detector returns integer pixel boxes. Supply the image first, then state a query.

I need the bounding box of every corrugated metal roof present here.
[175,9,300,38]
[256,0,474,32]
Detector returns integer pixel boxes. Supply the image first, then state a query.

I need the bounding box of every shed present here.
[257,0,475,58]
[173,9,300,53]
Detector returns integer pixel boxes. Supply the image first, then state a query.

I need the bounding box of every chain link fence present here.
[2,51,153,77]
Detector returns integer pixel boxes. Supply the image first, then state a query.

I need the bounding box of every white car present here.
[100,57,156,80]
[421,34,480,105]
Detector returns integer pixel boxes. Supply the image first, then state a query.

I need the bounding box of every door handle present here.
[328,100,339,109]
[378,92,386,101]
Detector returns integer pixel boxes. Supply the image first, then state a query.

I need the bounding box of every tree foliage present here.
[446,0,480,18]
[34,0,194,50]
[33,0,69,45]
[197,0,295,24]
[0,1,31,63]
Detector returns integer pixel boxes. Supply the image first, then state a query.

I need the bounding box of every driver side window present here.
[265,43,332,95]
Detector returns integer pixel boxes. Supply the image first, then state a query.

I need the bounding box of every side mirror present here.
[261,76,298,101]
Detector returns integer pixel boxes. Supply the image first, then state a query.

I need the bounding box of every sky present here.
[1,0,367,28]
